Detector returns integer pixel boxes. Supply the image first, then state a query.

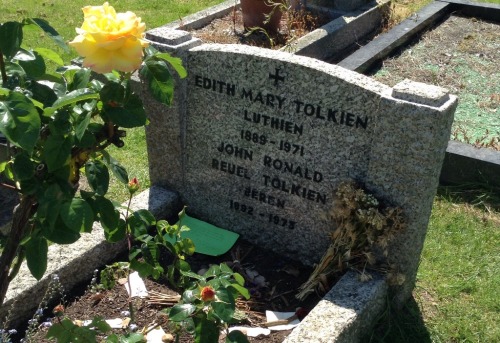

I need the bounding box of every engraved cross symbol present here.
[269,68,285,86]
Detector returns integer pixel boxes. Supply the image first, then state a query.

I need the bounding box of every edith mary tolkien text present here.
[194,75,371,230]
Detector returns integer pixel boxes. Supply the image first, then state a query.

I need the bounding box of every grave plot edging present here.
[337,0,500,190]
[284,271,388,343]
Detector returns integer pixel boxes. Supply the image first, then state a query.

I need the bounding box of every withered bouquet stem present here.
[296,181,406,301]
[147,290,181,306]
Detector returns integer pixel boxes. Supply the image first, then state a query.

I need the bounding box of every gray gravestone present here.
[141,29,457,305]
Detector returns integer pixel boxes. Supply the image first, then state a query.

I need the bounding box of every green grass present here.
[369,186,500,342]
[418,192,499,342]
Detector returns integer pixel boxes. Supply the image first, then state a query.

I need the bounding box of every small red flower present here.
[53,304,65,317]
[128,177,140,194]
[200,286,216,302]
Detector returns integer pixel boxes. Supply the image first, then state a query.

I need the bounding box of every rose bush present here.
[0,2,184,306]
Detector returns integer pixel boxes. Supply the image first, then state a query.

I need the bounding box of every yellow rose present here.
[69,2,149,74]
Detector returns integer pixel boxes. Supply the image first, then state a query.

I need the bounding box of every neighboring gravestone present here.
[141,29,457,304]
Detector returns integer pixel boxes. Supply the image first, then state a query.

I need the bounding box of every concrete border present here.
[155,0,392,63]
[337,1,451,73]
[440,141,500,188]
[284,271,388,343]
[282,0,392,61]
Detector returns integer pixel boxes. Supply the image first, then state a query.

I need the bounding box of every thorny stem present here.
[7,249,25,283]
[125,193,136,324]
[0,51,7,85]
[0,196,35,307]
[0,182,17,191]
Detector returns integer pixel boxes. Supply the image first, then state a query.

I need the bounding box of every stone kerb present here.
[143,33,457,306]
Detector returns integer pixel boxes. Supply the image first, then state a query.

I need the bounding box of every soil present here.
[369,14,500,147]
[24,240,322,343]
[189,7,330,50]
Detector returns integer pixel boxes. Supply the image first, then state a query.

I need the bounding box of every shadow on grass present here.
[365,296,431,343]
[437,183,500,212]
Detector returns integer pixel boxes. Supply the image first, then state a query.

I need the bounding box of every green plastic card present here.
[171,215,239,256]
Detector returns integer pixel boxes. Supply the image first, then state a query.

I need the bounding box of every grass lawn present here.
[2,0,499,342]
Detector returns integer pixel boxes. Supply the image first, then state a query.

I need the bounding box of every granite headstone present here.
[142,29,457,304]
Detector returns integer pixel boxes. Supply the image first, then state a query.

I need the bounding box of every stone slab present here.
[437,0,500,22]
[289,0,391,61]
[441,141,500,188]
[284,271,387,343]
[337,1,451,73]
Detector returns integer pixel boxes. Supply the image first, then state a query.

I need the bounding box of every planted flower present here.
[69,2,149,73]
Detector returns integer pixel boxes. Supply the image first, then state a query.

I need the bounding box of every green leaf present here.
[13,48,35,61]
[233,272,245,286]
[44,88,99,116]
[100,80,125,106]
[155,53,187,78]
[28,81,58,108]
[213,288,235,322]
[133,209,156,226]
[2,162,14,181]
[105,92,147,128]
[20,177,39,195]
[25,236,48,280]
[120,333,146,343]
[182,289,197,303]
[194,317,219,343]
[0,22,23,59]
[95,196,119,230]
[26,18,69,52]
[226,330,249,343]
[36,183,64,228]
[0,91,41,153]
[34,47,64,66]
[85,159,109,196]
[42,218,81,244]
[12,151,35,180]
[169,304,196,322]
[101,150,128,184]
[220,263,234,274]
[129,259,156,279]
[87,316,112,333]
[139,59,175,105]
[46,319,75,343]
[204,265,221,278]
[43,134,72,172]
[229,283,250,300]
[180,238,195,255]
[104,218,126,242]
[180,270,205,281]
[70,68,91,91]
[18,50,46,78]
[74,110,91,141]
[60,198,94,233]
[105,334,119,343]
